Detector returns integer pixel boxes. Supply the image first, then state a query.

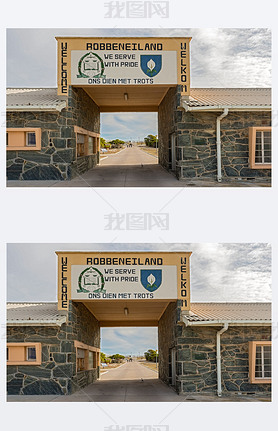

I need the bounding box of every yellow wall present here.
[56,36,191,96]
[56,251,191,312]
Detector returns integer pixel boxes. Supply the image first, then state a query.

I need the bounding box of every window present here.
[77,348,86,372]
[249,127,271,169]
[249,341,271,384]
[88,136,94,155]
[7,343,41,365]
[26,347,37,361]
[26,132,37,147]
[77,133,86,157]
[88,351,94,369]
[74,126,100,158]
[74,340,100,372]
[6,128,41,151]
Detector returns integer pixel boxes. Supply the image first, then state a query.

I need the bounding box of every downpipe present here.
[216,323,229,397]
[216,108,229,182]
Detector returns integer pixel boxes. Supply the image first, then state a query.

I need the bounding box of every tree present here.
[109,353,125,363]
[144,134,157,148]
[109,139,125,148]
[144,349,159,362]
[100,137,109,148]
[100,352,112,364]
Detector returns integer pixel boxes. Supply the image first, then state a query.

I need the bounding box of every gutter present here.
[216,109,229,182]
[180,102,271,112]
[216,323,228,396]
[6,317,67,327]
[6,101,67,112]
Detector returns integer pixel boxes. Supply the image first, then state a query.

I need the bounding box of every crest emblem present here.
[140,55,162,77]
[77,267,105,293]
[77,52,105,78]
[140,269,162,292]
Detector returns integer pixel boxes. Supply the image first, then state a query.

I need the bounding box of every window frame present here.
[74,126,100,158]
[74,340,100,373]
[249,341,271,384]
[6,128,41,151]
[249,126,271,169]
[7,342,42,365]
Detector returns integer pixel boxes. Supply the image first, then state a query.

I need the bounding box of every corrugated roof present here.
[184,88,271,108]
[6,88,67,111]
[185,302,271,324]
[6,302,271,326]
[7,302,67,326]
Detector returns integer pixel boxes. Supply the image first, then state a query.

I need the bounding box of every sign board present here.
[56,251,191,311]
[56,37,191,96]
[71,50,177,86]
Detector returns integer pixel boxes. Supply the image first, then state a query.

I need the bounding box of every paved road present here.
[101,146,158,166]
[57,146,180,187]
[61,361,180,402]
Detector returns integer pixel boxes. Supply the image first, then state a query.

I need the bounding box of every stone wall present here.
[6,87,100,180]
[157,86,271,182]
[7,110,72,181]
[67,86,100,178]
[7,302,101,395]
[158,301,181,385]
[7,324,75,395]
[176,110,271,181]
[158,86,180,170]
[66,301,100,393]
[176,325,271,394]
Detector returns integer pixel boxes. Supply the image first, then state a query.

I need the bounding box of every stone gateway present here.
[6,37,271,184]
[7,251,271,398]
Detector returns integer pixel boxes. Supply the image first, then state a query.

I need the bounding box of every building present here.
[7,301,100,395]
[6,37,272,183]
[7,251,271,397]
[6,87,100,180]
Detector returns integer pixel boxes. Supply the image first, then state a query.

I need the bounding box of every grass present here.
[139,361,158,372]
[100,148,123,158]
[138,146,158,157]
[100,363,123,372]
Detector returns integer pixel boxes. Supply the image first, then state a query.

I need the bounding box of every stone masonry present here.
[158,86,271,182]
[158,302,271,395]
[7,301,100,395]
[7,87,100,181]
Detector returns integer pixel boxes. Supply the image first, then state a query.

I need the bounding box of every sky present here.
[6,28,271,141]
[7,243,271,356]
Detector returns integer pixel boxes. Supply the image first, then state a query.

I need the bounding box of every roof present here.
[183,302,271,326]
[6,302,271,327]
[183,88,271,110]
[6,88,67,112]
[6,302,67,326]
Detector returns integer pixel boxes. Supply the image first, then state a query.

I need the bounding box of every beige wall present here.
[56,37,191,96]
[56,251,191,312]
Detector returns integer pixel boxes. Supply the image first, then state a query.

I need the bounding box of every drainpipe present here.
[216,323,229,397]
[216,108,228,182]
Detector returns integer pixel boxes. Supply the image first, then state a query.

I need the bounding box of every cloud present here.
[101,327,157,356]
[7,29,271,140]
[101,112,157,141]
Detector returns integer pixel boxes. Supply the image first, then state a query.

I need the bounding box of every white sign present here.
[71,265,177,300]
[71,50,177,85]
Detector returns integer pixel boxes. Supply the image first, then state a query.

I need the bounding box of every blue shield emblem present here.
[140,269,162,292]
[140,55,162,77]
